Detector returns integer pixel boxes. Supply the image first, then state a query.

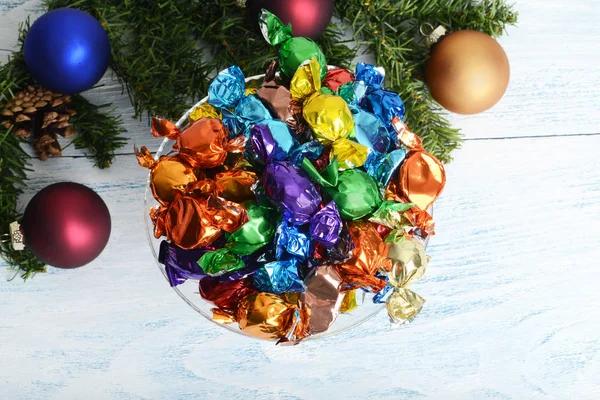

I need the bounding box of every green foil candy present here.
[198,248,245,276]
[369,201,415,243]
[259,10,327,79]
[324,169,382,220]
[226,203,278,255]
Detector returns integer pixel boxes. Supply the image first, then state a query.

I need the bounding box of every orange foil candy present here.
[389,117,446,212]
[236,292,297,340]
[150,183,248,249]
[152,117,246,169]
[215,169,258,202]
[336,221,391,292]
[136,146,197,205]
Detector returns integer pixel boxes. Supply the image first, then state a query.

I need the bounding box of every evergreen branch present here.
[48,0,213,120]
[69,96,127,169]
[1,22,46,280]
[336,0,517,162]
[0,71,46,280]
[0,18,127,278]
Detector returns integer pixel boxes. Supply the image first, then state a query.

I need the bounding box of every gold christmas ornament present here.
[425,29,510,115]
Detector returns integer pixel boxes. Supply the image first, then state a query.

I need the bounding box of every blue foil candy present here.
[350,105,391,153]
[309,201,343,249]
[354,63,406,131]
[365,149,407,188]
[355,63,385,87]
[373,284,393,303]
[372,273,393,303]
[360,88,407,130]
[275,220,312,260]
[253,258,306,294]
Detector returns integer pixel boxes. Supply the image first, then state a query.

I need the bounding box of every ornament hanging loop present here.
[419,23,447,47]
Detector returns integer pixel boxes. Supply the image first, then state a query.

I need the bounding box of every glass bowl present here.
[144,72,428,342]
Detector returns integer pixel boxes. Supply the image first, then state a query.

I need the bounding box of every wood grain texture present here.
[1,136,599,399]
[1,0,600,399]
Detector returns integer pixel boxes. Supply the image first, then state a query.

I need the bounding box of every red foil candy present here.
[199,276,256,313]
[323,68,355,92]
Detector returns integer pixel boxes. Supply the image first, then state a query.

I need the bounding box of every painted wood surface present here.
[1,0,599,399]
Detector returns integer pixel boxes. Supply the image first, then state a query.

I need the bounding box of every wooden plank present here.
[446,0,600,139]
[1,135,598,398]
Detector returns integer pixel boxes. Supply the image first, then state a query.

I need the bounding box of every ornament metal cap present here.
[420,23,447,47]
[1,221,24,251]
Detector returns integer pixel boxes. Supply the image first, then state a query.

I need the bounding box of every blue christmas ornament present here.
[24,8,111,94]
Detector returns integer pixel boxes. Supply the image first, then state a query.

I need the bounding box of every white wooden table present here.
[1,1,599,398]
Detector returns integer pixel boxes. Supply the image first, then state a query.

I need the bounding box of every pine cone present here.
[0,85,78,160]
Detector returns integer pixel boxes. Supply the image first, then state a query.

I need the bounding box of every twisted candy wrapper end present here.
[385,237,428,326]
[290,58,322,102]
[386,288,425,327]
[135,146,156,169]
[151,116,181,140]
[259,9,293,46]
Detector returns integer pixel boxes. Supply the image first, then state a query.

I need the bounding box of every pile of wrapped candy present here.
[137,10,446,344]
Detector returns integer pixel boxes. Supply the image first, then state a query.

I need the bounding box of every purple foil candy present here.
[262,161,322,224]
[250,123,294,163]
[159,240,212,287]
[218,264,259,282]
[310,201,342,249]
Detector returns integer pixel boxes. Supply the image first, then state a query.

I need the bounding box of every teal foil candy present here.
[365,149,407,188]
[350,105,391,153]
[289,141,324,167]
[208,66,271,136]
[208,65,246,109]
[235,95,272,135]
[253,258,306,294]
